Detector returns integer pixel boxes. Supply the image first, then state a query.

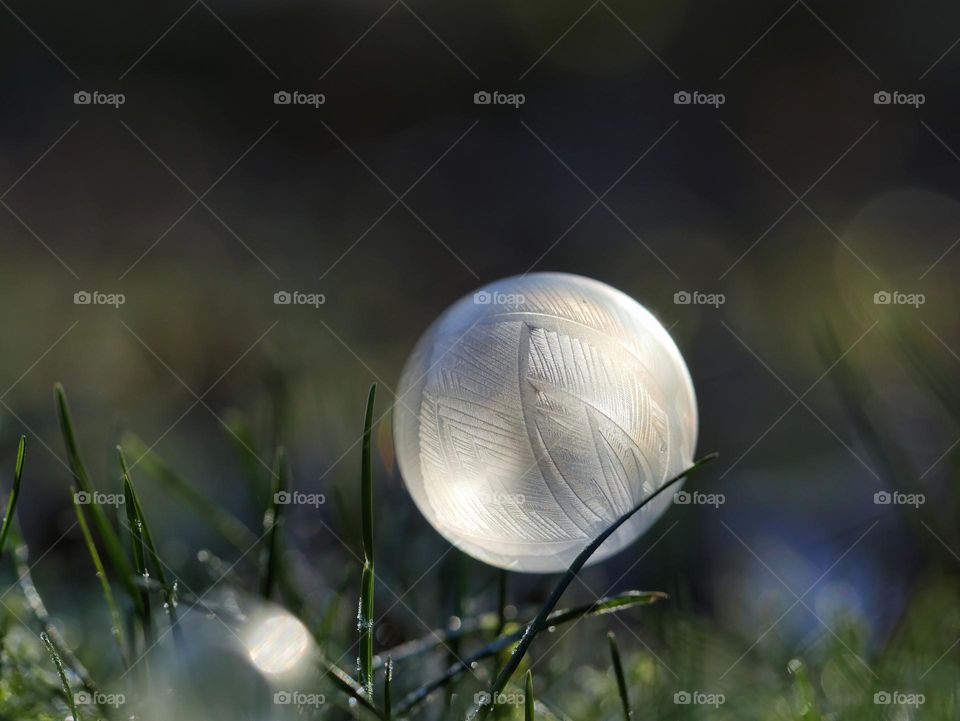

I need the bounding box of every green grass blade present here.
[120,453,152,643]
[384,656,393,720]
[473,453,718,720]
[121,433,257,551]
[394,590,667,715]
[607,631,631,721]
[73,490,129,667]
[320,653,386,720]
[55,384,141,614]
[118,447,182,645]
[358,384,377,698]
[41,631,80,721]
[0,435,25,557]
[525,670,534,721]
[259,447,286,598]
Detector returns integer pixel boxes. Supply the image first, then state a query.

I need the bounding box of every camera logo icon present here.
[874,491,892,505]
[274,291,292,305]
[274,490,292,505]
[274,91,292,105]
[874,290,891,304]
[474,91,492,105]
[474,691,492,705]
[873,91,891,105]
[75,691,93,705]
[673,490,691,505]
[674,290,691,305]
[674,691,692,704]
[74,491,92,505]
[74,291,92,305]
[673,91,691,105]
[874,691,891,705]
[74,91,92,105]
[474,291,492,304]
[274,691,292,704]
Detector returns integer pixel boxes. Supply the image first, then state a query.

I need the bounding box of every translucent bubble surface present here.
[394,273,698,573]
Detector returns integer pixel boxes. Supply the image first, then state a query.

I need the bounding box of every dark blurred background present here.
[1,0,960,677]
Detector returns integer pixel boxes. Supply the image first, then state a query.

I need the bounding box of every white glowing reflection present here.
[245,613,310,675]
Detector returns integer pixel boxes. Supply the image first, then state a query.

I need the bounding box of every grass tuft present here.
[55,384,142,615]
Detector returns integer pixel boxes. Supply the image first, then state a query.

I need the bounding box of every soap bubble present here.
[394,273,698,572]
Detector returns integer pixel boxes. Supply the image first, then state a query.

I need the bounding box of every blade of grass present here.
[259,447,286,598]
[394,590,668,715]
[358,384,377,699]
[525,671,534,721]
[120,457,153,648]
[121,433,257,551]
[319,652,386,720]
[72,490,129,667]
[376,591,652,671]
[118,447,183,646]
[41,631,80,721]
[607,631,631,721]
[55,385,141,615]
[0,436,25,558]
[384,656,394,720]
[472,453,718,720]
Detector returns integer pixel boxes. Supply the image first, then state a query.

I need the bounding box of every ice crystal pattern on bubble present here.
[394,273,698,572]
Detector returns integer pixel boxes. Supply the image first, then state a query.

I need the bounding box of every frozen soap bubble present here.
[394,273,698,573]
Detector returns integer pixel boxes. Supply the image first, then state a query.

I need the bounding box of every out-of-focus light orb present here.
[394,273,698,573]
[245,613,310,675]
